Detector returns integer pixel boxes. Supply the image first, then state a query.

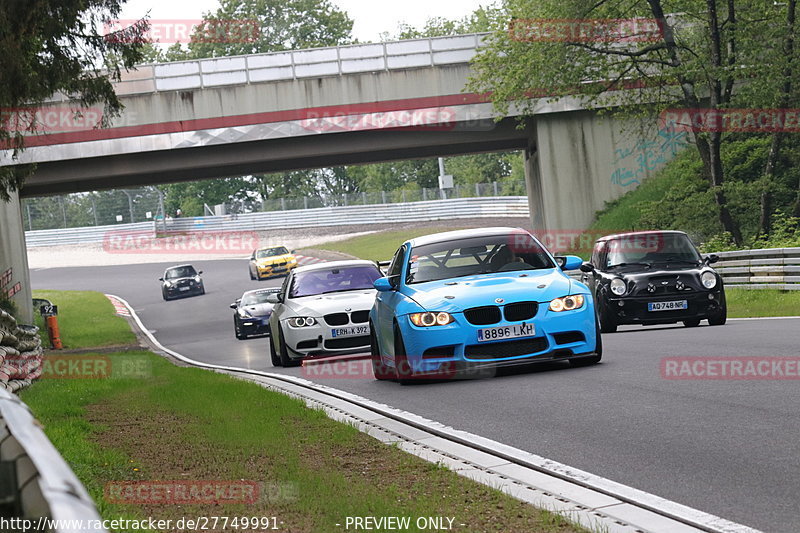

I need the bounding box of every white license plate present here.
[648,300,688,312]
[179,286,191,291]
[331,325,369,338]
[477,323,535,342]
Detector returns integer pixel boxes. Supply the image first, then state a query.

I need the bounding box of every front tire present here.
[269,329,281,367]
[393,325,415,385]
[599,304,617,333]
[234,317,246,340]
[683,319,701,328]
[570,314,603,367]
[708,292,727,326]
[370,323,393,381]
[278,327,300,367]
[250,267,256,280]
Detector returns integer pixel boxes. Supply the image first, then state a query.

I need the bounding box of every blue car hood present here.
[402,269,576,313]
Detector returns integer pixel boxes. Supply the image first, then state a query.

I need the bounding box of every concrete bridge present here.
[0,34,685,319]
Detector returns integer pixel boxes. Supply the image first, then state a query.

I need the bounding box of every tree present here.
[183,0,353,59]
[388,4,504,40]
[0,0,147,201]
[468,0,792,245]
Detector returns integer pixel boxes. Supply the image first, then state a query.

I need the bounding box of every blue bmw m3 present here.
[369,227,601,383]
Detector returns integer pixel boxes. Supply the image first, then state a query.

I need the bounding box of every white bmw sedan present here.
[266,260,383,367]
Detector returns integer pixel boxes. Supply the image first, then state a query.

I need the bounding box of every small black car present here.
[580,231,726,332]
[160,264,205,301]
[230,288,280,340]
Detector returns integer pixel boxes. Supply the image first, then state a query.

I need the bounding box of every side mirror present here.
[230,303,238,309]
[705,254,719,265]
[580,262,595,273]
[198,270,203,275]
[266,294,281,304]
[158,277,164,282]
[557,255,584,271]
[374,277,395,292]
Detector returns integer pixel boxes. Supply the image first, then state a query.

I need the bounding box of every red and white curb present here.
[110,293,761,533]
[106,295,131,317]
[295,254,326,266]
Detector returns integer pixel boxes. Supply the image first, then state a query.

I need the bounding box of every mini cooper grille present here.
[464,337,548,360]
[503,302,538,322]
[325,336,370,350]
[636,276,696,295]
[324,313,349,326]
[464,306,502,325]
[351,310,370,323]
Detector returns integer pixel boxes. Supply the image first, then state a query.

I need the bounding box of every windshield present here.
[240,292,273,306]
[606,233,701,268]
[165,266,197,279]
[407,233,555,284]
[256,247,289,259]
[289,266,382,298]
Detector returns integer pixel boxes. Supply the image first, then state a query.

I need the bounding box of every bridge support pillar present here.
[0,193,33,323]
[523,144,545,231]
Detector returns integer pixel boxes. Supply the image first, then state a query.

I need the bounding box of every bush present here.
[0,295,18,320]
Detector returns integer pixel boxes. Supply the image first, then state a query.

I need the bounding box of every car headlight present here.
[165,281,174,287]
[194,276,201,283]
[701,271,717,289]
[610,278,627,296]
[409,312,455,327]
[549,295,585,312]
[238,308,251,318]
[289,317,317,328]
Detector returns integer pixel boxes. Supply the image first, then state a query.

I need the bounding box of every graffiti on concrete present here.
[611,129,689,187]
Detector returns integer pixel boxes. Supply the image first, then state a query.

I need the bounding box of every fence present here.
[22,181,526,232]
[25,196,530,247]
[714,247,800,290]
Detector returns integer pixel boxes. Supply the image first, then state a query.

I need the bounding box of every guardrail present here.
[714,247,800,290]
[26,196,530,247]
[0,389,106,531]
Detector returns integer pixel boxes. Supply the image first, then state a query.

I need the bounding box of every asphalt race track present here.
[32,258,800,533]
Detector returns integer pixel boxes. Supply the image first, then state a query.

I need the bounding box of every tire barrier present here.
[0,310,43,392]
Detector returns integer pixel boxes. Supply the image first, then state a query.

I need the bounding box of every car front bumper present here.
[606,289,724,325]
[282,319,371,360]
[239,315,272,335]
[165,284,203,297]
[395,301,598,375]
[256,263,296,277]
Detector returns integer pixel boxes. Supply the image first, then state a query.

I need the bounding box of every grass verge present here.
[20,291,586,533]
[31,290,136,349]
[725,289,800,318]
[312,226,463,262]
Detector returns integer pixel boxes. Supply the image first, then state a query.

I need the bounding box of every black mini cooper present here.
[160,264,205,301]
[579,231,726,332]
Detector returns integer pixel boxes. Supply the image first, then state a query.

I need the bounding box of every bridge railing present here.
[107,34,486,96]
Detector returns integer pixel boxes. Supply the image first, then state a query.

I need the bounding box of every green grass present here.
[313,226,463,261]
[20,292,586,533]
[590,169,681,234]
[726,289,800,318]
[32,290,136,349]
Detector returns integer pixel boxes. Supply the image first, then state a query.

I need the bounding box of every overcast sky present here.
[119,0,493,43]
